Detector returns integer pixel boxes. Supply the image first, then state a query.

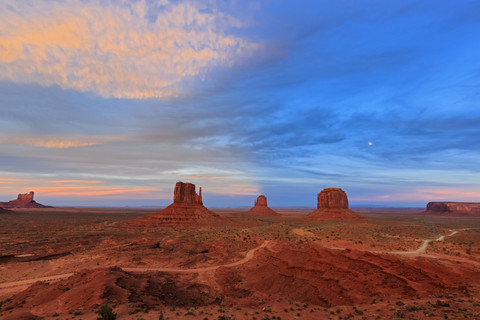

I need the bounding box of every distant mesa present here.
[0,191,52,209]
[133,182,225,226]
[424,202,480,217]
[307,188,364,221]
[246,195,280,217]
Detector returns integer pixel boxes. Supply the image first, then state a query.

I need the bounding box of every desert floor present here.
[0,207,479,319]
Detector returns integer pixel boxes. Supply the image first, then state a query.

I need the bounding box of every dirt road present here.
[124,240,270,273]
[0,230,466,291]
[0,241,270,290]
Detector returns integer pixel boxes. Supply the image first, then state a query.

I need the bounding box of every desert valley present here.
[1,2,480,319]
[0,184,479,320]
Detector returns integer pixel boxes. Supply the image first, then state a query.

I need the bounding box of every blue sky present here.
[1,0,480,207]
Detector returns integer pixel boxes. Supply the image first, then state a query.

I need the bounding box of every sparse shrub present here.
[97,304,116,320]
[353,306,364,315]
[406,304,423,312]
[394,309,406,318]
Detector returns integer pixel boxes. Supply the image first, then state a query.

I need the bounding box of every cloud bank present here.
[0,0,260,98]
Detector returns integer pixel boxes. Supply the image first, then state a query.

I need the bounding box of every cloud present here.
[31,186,159,197]
[0,135,105,148]
[0,0,260,99]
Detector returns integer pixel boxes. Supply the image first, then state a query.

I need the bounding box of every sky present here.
[1,0,480,207]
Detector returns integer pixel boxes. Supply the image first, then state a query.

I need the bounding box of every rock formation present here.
[307,188,364,221]
[0,191,52,209]
[134,182,224,226]
[174,182,203,204]
[246,195,280,217]
[424,202,480,216]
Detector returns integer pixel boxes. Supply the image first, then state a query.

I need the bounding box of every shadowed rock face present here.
[425,202,480,216]
[317,188,348,209]
[247,195,280,217]
[0,191,51,209]
[308,188,363,221]
[255,195,268,207]
[174,182,202,205]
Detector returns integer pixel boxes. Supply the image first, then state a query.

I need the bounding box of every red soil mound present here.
[133,202,225,226]
[308,208,364,221]
[1,310,40,320]
[2,242,479,317]
[0,207,10,213]
[216,242,480,307]
[3,267,218,317]
[246,195,280,217]
[308,188,364,221]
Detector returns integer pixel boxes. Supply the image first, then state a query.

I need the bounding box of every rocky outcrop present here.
[247,195,280,217]
[424,202,480,216]
[308,188,364,221]
[0,192,52,209]
[174,182,203,204]
[133,182,224,226]
[317,188,349,209]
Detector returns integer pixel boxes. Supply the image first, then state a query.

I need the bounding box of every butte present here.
[134,182,225,226]
[307,188,364,221]
[246,195,280,217]
[424,201,480,217]
[0,191,52,209]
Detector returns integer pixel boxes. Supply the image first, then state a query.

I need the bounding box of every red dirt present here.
[219,242,478,307]
[131,202,226,226]
[3,241,479,319]
[1,208,479,319]
[308,208,365,221]
[0,207,10,213]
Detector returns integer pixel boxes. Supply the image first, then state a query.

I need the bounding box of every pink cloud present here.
[0,0,261,99]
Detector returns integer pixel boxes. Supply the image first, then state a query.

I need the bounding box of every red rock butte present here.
[134,182,224,226]
[247,195,280,217]
[307,188,364,221]
[424,202,480,216]
[0,191,51,209]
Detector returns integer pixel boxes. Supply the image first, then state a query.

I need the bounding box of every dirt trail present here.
[0,241,270,290]
[124,240,270,273]
[0,273,74,290]
[0,229,467,291]
[382,229,460,255]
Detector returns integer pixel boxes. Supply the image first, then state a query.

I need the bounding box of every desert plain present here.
[0,205,479,320]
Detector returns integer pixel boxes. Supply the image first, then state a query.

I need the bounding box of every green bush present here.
[97,304,117,320]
